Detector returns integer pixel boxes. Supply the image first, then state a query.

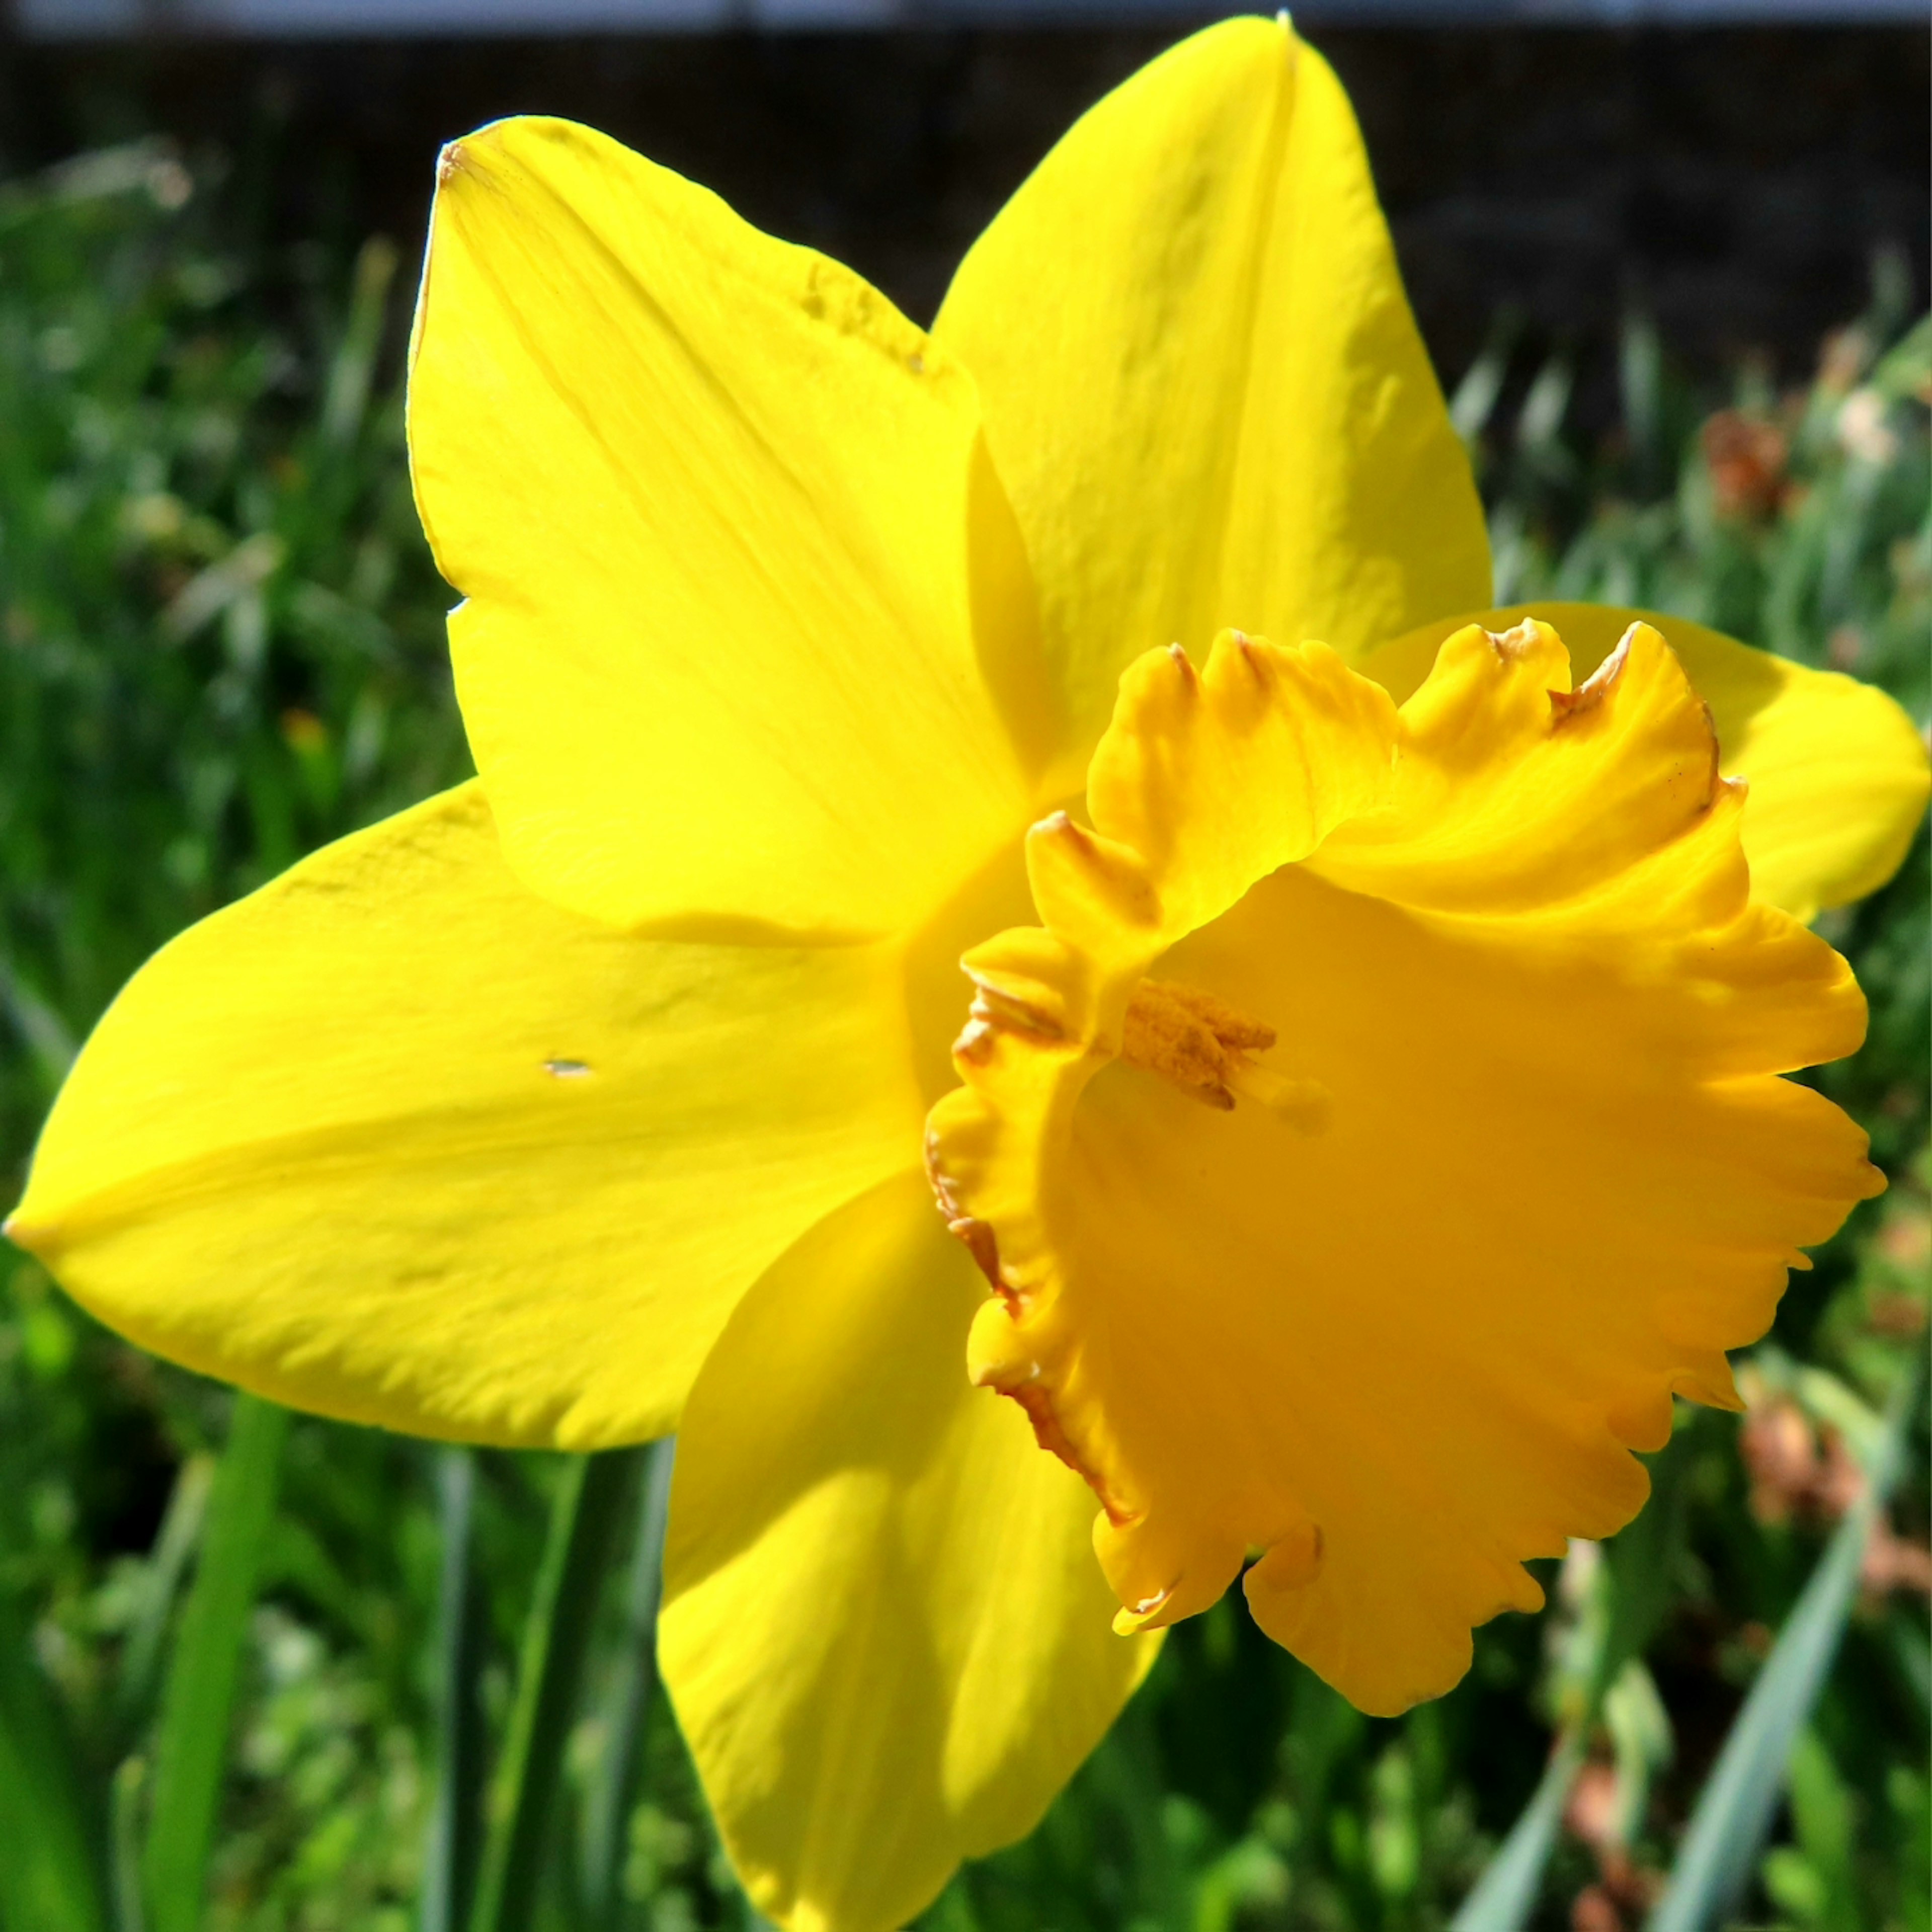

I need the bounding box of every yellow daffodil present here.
[8,17,1928,1931]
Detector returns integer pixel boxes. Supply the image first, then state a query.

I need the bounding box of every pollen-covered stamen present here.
[1120,978,1266,1109]
[1117,977,1329,1128]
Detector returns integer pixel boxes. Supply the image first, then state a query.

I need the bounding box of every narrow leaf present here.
[0,1584,106,1932]
[115,1453,214,1741]
[1451,1428,1695,1931]
[319,235,398,451]
[580,1437,674,1928]
[142,1392,289,1932]
[111,1759,148,1932]
[1447,1735,1585,1932]
[471,1448,643,1932]
[1599,1425,1695,1691]
[1646,1363,1921,1932]
[422,1448,488,1932]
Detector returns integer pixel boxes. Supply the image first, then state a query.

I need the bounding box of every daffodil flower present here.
[9,18,1927,1932]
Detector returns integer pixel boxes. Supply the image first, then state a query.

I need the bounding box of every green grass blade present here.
[115,1453,214,1741]
[110,1760,148,1932]
[1447,1735,1584,1932]
[318,236,398,452]
[1599,1427,1695,1694]
[422,1449,488,1932]
[1647,1363,1922,1932]
[142,1393,289,1932]
[0,1584,106,1932]
[580,1437,674,1928]
[1089,1696,1182,1927]
[1451,1430,1694,1931]
[471,1449,643,1932]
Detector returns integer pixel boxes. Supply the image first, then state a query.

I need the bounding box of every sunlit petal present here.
[660,1173,1158,1932]
[1358,602,1931,921]
[934,17,1489,777]
[411,118,1041,937]
[927,621,1879,1715]
[8,785,921,1446]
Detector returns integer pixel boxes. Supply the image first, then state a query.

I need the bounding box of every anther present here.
[1120,979,1287,1113]
[1116,979,1334,1130]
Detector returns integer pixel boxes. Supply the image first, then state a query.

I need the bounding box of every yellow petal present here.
[932,17,1489,778]
[660,1172,1158,1932]
[1357,602,1931,921]
[410,119,1039,938]
[7,784,921,1447]
[927,621,1879,1716]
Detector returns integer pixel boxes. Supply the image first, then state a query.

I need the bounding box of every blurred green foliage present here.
[0,143,1925,1932]
[0,138,468,1175]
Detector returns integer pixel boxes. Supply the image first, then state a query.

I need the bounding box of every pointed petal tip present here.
[12,785,921,1448]
[1110,1586,1173,1637]
[413,110,1031,935]
[2,1210,48,1256]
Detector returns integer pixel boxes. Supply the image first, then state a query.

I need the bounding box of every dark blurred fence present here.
[0,21,1925,410]
[10,0,1930,27]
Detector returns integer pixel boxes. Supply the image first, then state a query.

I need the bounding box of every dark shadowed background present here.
[1,21,1926,403]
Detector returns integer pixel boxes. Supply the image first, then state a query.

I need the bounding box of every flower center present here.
[923,618,1874,1716]
[1119,977,1331,1127]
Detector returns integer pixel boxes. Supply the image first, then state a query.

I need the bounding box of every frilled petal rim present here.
[1357,602,1931,922]
[926,621,1879,1714]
